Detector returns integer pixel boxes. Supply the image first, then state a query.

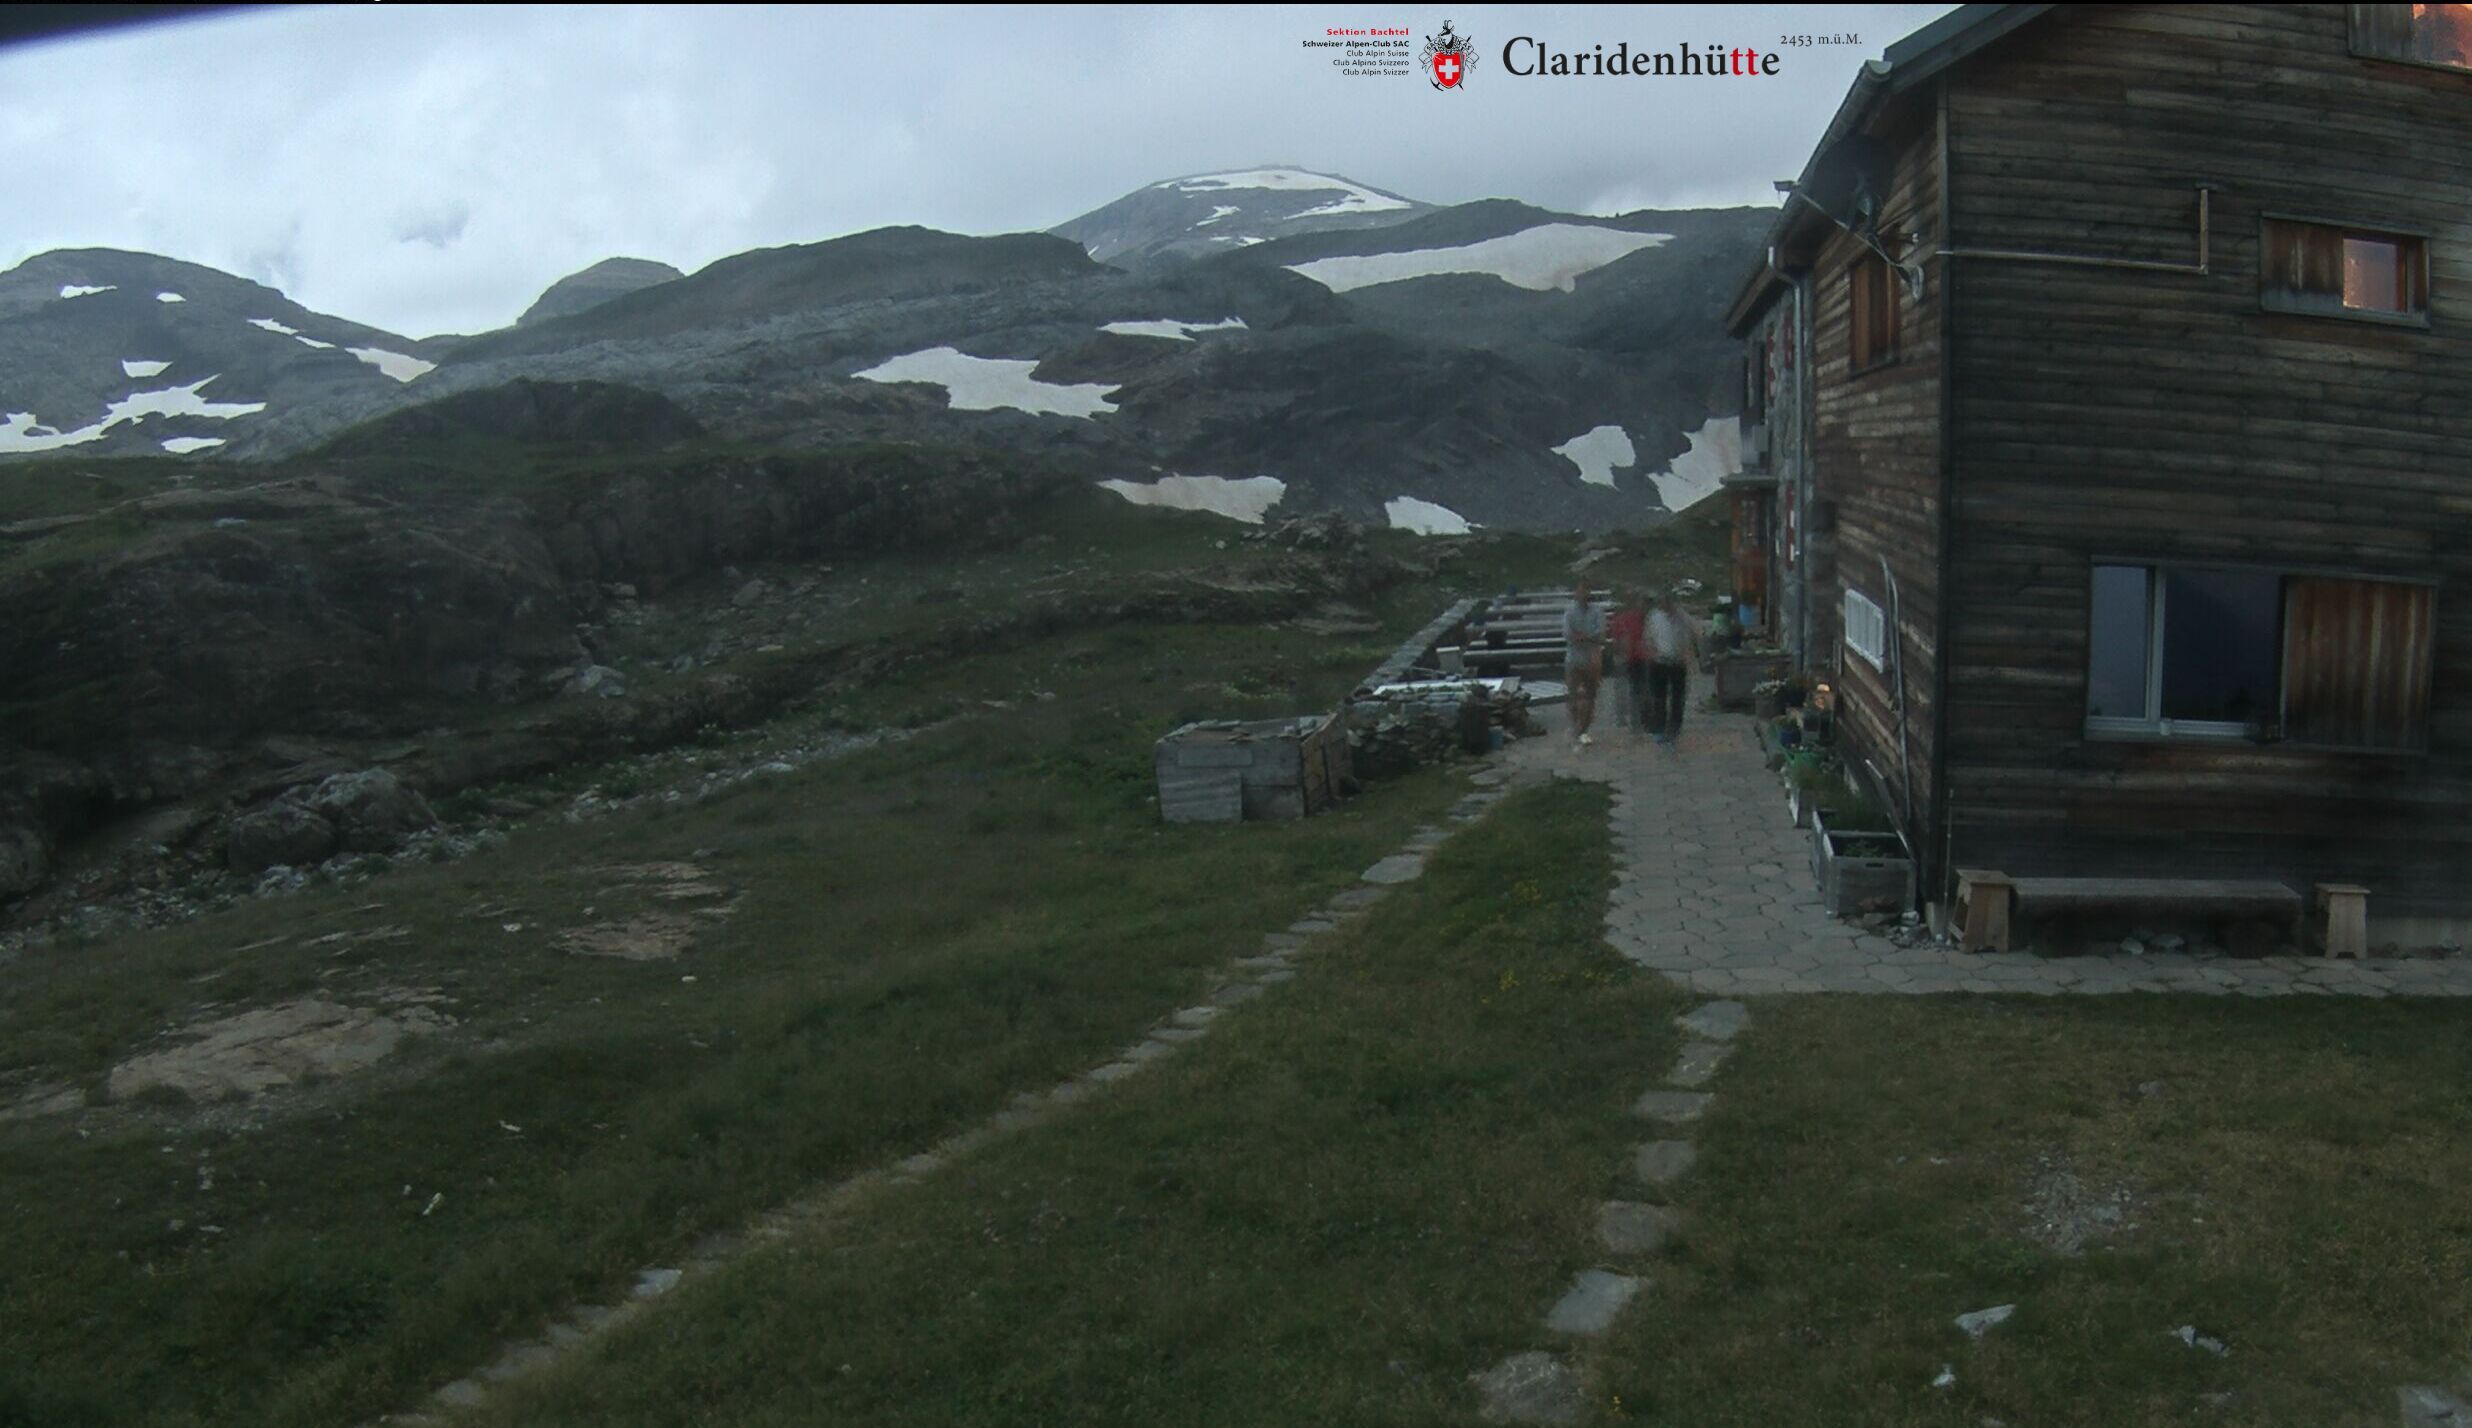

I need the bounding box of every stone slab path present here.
[1475,998,1743,1422]
[1494,712,2472,999]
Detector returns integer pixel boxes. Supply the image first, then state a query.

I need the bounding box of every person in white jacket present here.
[1644,588,1706,743]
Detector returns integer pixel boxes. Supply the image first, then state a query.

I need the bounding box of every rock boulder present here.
[303,769,438,853]
[225,800,339,873]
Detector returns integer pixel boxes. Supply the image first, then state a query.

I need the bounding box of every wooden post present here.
[2317,883,2370,959]
[1955,869,2015,953]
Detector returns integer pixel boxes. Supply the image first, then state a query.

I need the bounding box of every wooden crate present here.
[1155,714,1350,823]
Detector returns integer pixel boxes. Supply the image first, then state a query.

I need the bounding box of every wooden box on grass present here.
[1155,714,1350,824]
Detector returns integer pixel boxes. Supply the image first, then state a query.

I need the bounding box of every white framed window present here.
[1842,587,1886,669]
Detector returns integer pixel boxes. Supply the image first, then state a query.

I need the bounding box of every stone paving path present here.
[1491,712,2472,999]
[1473,997,1746,1424]
[382,789,1505,1424]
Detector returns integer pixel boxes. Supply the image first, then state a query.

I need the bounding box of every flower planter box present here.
[1810,808,1914,916]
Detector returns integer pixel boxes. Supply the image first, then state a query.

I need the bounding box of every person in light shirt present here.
[1644,587,1706,744]
[1563,577,1607,748]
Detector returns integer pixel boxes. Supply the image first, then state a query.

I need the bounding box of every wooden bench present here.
[1956,872,2303,955]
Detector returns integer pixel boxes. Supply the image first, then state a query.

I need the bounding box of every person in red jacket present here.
[1606,588,1650,739]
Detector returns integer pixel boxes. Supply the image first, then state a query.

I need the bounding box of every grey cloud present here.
[0,4,1954,338]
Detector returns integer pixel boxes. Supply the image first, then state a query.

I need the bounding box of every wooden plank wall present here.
[1939,4,2472,924]
[1806,106,1947,861]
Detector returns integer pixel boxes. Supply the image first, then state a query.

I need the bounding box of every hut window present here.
[2261,218,2429,322]
[2087,564,2282,736]
[2350,3,2472,70]
[2087,563,2433,749]
[1848,253,1898,371]
[1842,586,1887,669]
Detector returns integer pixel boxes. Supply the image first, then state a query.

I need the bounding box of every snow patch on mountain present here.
[1098,317,1247,342]
[1096,473,1285,524]
[0,414,82,452]
[251,318,337,350]
[122,359,170,379]
[855,347,1118,418]
[1553,424,1636,488]
[347,347,435,383]
[1385,495,1473,535]
[0,376,266,454]
[1286,223,1672,295]
[1644,416,1741,513]
[59,284,115,299]
[160,436,225,454]
[1171,169,1412,216]
[156,292,185,303]
[1195,205,1241,227]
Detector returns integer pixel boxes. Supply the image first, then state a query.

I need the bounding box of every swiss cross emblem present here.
[1421,21,1475,91]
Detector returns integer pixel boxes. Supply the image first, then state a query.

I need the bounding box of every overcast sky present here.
[2,4,1955,338]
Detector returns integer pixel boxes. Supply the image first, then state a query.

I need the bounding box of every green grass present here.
[1602,994,2472,1427]
[0,460,215,524]
[0,477,1726,1427]
[473,778,1676,1427]
[0,618,1463,1428]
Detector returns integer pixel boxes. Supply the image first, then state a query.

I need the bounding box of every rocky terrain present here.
[0,397,1474,925]
[4,171,1768,535]
[0,248,436,460]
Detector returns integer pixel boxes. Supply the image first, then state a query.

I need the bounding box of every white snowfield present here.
[347,347,435,382]
[1097,317,1247,342]
[156,292,186,303]
[1195,205,1241,227]
[1096,473,1286,524]
[1554,424,1636,488]
[1169,169,1412,217]
[251,317,334,349]
[1645,416,1741,513]
[854,347,1118,419]
[121,359,170,379]
[58,284,115,299]
[0,375,268,454]
[160,436,226,454]
[1286,223,1671,295]
[1385,495,1474,535]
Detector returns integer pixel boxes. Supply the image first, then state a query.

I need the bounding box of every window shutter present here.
[2282,578,2434,749]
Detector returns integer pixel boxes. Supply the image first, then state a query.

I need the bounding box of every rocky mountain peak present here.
[1051,168,1434,272]
[515,257,684,327]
